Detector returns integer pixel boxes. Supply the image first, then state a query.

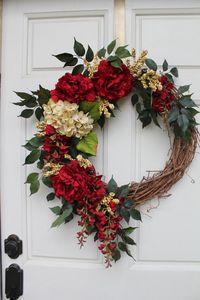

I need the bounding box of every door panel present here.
[1,0,200,299]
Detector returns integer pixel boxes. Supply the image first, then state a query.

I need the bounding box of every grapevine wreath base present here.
[128,128,198,206]
[14,39,199,267]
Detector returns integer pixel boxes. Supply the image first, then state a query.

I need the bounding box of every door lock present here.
[4,235,22,259]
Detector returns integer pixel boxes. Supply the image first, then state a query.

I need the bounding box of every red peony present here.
[152,75,176,113]
[51,160,106,204]
[43,125,71,161]
[50,72,96,103]
[92,60,134,102]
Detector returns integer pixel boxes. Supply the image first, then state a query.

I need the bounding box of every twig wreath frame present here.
[14,39,199,267]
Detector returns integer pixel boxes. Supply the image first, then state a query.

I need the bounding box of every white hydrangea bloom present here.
[43,99,93,138]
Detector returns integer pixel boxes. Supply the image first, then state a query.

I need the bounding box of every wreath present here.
[14,39,199,267]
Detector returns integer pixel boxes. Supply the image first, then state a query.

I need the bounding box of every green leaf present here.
[35,85,50,106]
[35,107,43,121]
[107,40,116,54]
[131,94,139,106]
[15,92,33,100]
[115,46,131,58]
[120,208,130,223]
[107,176,118,193]
[23,142,37,151]
[110,59,122,68]
[123,198,134,208]
[74,38,85,56]
[19,109,34,118]
[165,73,174,83]
[136,103,141,114]
[170,67,178,77]
[162,59,168,71]
[25,172,39,184]
[139,110,152,128]
[97,115,105,129]
[178,85,190,95]
[79,100,101,122]
[42,176,52,188]
[28,136,43,148]
[76,131,98,156]
[72,64,84,75]
[49,206,61,215]
[177,114,189,132]
[86,45,94,62]
[188,107,199,117]
[122,227,137,235]
[118,241,127,252]
[25,99,37,108]
[145,58,157,71]
[51,207,73,228]
[53,53,73,62]
[13,100,28,106]
[118,242,133,258]
[64,57,78,67]
[37,160,44,169]
[122,235,136,245]
[168,107,179,123]
[24,149,41,165]
[116,184,129,198]
[113,249,121,262]
[30,179,40,195]
[83,69,90,76]
[14,95,37,108]
[151,109,160,128]
[130,208,142,221]
[97,47,106,59]
[179,96,197,108]
[47,193,55,201]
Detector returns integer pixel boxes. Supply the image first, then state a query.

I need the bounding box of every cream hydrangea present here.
[43,99,93,138]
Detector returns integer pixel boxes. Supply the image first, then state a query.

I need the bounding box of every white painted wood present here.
[1,0,200,299]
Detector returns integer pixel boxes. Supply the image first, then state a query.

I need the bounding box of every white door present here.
[1,0,200,299]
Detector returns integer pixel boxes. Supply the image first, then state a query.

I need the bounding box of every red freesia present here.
[92,60,134,102]
[152,75,176,113]
[43,125,71,161]
[50,72,96,103]
[51,160,106,205]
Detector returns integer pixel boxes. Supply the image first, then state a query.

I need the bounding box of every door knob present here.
[4,235,22,259]
[5,264,23,299]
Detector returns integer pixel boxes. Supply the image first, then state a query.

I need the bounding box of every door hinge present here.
[5,264,23,300]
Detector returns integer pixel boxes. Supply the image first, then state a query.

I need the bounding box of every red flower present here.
[51,160,106,204]
[152,75,176,113]
[92,60,134,102]
[43,125,71,161]
[50,73,96,103]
